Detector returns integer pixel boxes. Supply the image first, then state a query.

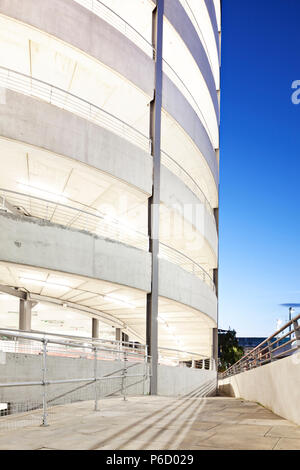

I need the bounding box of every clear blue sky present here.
[219,0,300,336]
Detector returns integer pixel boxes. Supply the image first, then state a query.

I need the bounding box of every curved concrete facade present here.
[159,258,217,324]
[164,0,219,120]
[0,0,155,98]
[0,0,220,364]
[0,89,153,195]
[0,0,218,188]
[0,213,151,292]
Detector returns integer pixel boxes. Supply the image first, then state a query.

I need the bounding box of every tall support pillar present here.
[92,318,99,338]
[19,298,32,331]
[146,0,164,395]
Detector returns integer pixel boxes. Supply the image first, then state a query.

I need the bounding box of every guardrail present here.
[220,314,300,379]
[73,0,154,57]
[0,329,150,427]
[0,188,149,251]
[161,150,214,216]
[159,242,215,291]
[0,327,216,427]
[0,66,151,153]
[158,346,215,370]
[0,188,216,289]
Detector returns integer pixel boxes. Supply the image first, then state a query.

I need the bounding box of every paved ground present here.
[0,396,299,450]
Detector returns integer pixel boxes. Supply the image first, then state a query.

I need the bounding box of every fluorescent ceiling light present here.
[17,182,68,204]
[103,295,136,309]
[19,277,71,291]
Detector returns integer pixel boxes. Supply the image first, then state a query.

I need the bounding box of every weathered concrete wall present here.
[0,212,151,293]
[218,352,300,425]
[157,365,217,397]
[0,90,152,195]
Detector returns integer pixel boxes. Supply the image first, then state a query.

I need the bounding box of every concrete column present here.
[115,328,122,342]
[19,299,32,331]
[92,318,99,338]
[146,0,164,396]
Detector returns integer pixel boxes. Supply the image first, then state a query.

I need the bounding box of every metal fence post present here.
[293,320,300,348]
[267,341,274,362]
[122,350,128,401]
[41,338,49,427]
[94,346,99,411]
[143,345,148,395]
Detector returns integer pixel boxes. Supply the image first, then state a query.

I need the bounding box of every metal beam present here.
[0,196,21,216]
[0,284,26,299]
[146,0,164,395]
[0,195,30,216]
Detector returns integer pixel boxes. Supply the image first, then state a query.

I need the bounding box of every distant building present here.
[237,336,291,357]
[237,337,267,355]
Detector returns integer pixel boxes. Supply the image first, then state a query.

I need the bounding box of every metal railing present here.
[220,314,300,379]
[0,188,216,290]
[158,346,215,370]
[73,0,154,57]
[161,150,214,216]
[162,58,213,145]
[0,66,151,153]
[0,329,150,428]
[159,242,215,291]
[0,188,149,251]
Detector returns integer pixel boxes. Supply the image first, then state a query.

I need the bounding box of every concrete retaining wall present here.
[218,352,300,425]
[157,365,217,397]
[0,351,148,405]
[0,351,216,407]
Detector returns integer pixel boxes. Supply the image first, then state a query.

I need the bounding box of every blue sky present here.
[219,0,300,336]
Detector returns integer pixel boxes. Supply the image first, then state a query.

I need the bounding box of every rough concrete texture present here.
[0,396,299,450]
[0,212,152,293]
